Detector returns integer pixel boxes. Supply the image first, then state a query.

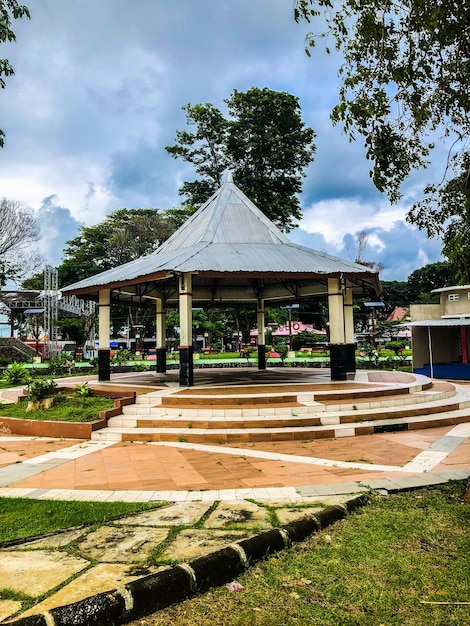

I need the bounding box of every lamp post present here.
[364,302,385,348]
[133,324,144,356]
[282,304,299,351]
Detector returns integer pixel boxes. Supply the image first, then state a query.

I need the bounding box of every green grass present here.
[0,497,165,544]
[130,482,470,626]
[0,394,114,422]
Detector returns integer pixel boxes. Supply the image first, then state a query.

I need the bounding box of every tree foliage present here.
[0,1,30,147]
[408,152,470,283]
[0,197,41,285]
[295,1,470,273]
[295,1,470,198]
[59,208,179,287]
[407,260,456,301]
[166,87,315,231]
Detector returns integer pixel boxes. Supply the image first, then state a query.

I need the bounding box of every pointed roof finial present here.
[225,169,233,184]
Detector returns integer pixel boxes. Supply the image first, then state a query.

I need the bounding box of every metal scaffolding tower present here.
[44,265,58,357]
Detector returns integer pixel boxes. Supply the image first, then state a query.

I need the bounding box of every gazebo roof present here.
[61,173,380,306]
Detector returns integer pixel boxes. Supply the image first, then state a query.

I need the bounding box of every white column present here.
[156,298,165,349]
[98,289,111,349]
[328,278,345,344]
[178,273,193,386]
[179,273,192,347]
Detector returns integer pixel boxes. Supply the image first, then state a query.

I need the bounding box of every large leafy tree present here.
[408,152,470,283]
[166,87,316,231]
[294,1,470,274]
[58,208,179,287]
[407,261,456,302]
[1,1,30,147]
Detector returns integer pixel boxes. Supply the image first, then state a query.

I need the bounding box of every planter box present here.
[0,387,135,439]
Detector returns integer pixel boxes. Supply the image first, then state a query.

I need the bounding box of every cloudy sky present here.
[1,0,445,282]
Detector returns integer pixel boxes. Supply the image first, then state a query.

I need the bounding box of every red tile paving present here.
[5,424,466,493]
[0,438,81,467]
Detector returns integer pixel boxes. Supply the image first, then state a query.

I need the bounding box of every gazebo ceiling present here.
[61,173,380,306]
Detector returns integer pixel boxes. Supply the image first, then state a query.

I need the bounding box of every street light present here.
[133,324,145,356]
[364,302,385,348]
[282,304,300,351]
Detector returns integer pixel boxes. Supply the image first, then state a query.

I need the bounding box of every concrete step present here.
[90,407,470,443]
[121,382,456,417]
[111,391,467,428]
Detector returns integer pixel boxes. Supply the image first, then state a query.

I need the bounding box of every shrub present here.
[75,383,95,397]
[277,343,289,363]
[112,349,134,365]
[48,352,73,375]
[384,340,407,355]
[27,378,57,401]
[3,362,31,386]
[133,362,150,371]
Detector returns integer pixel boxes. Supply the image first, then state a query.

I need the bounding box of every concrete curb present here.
[5,495,368,626]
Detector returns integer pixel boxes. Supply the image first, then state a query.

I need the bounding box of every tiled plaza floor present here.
[0,423,467,494]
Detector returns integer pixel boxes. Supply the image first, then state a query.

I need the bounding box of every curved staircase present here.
[91,374,470,444]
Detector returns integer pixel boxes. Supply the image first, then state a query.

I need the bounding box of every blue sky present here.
[0,0,445,282]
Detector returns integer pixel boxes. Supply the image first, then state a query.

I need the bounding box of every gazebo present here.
[61,172,380,385]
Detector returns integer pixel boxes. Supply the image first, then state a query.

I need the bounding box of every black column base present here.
[344,343,357,373]
[98,349,111,382]
[329,344,350,381]
[179,346,194,387]
[258,344,266,370]
[156,348,167,373]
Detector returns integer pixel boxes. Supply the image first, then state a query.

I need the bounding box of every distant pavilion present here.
[61,173,380,386]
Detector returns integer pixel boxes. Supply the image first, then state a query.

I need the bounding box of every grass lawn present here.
[129,482,470,626]
[0,393,114,422]
[0,497,165,544]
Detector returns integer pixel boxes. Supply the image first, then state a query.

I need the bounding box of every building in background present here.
[409,285,470,380]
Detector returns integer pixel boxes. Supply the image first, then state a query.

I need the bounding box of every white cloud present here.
[299,198,407,247]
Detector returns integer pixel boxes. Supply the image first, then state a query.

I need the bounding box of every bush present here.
[112,349,134,365]
[3,362,31,386]
[27,378,57,401]
[75,383,95,397]
[48,352,74,375]
[277,343,289,363]
[384,340,407,355]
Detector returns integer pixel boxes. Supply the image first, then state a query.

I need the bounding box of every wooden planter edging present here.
[0,388,136,440]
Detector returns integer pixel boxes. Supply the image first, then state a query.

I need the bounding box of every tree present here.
[294,1,470,259]
[0,197,41,285]
[380,280,412,314]
[408,152,470,283]
[1,1,30,147]
[166,87,316,231]
[59,208,179,287]
[57,315,95,353]
[407,261,456,302]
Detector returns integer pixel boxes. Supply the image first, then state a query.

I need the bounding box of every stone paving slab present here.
[160,528,251,561]
[76,526,170,563]
[19,563,169,618]
[203,500,271,529]
[114,501,213,527]
[8,528,87,550]
[0,601,22,622]
[0,551,90,596]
